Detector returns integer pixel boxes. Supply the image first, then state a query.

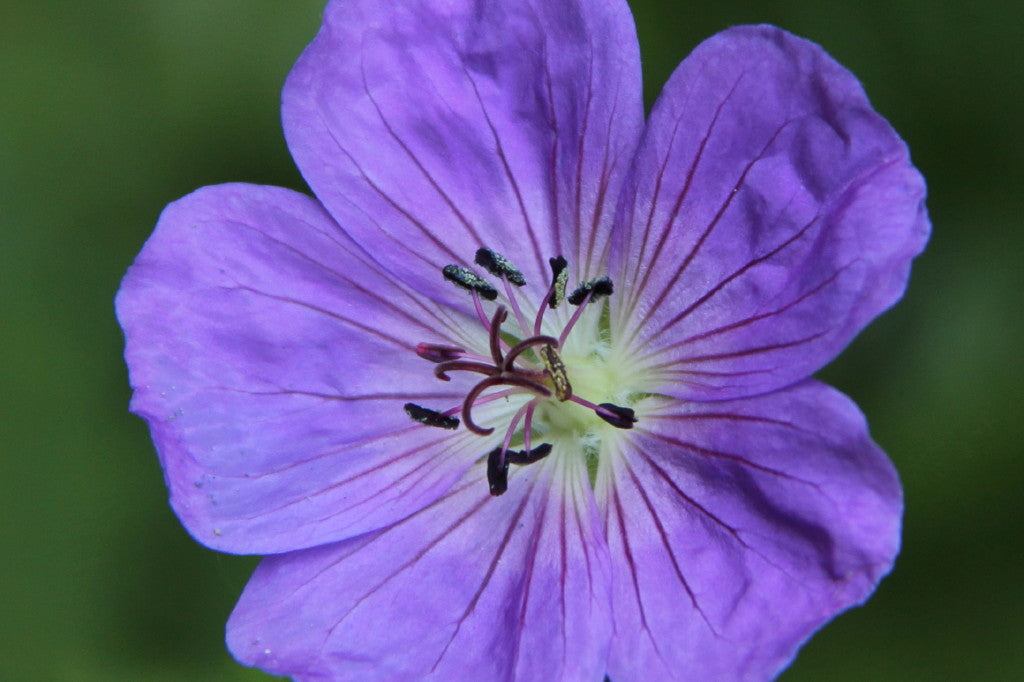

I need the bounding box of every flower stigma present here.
[405,248,642,496]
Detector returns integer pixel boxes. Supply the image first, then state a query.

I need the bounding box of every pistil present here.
[405,248,636,495]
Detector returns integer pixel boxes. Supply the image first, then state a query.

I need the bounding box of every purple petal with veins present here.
[117,1,927,680]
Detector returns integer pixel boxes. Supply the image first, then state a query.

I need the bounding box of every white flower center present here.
[405,249,647,495]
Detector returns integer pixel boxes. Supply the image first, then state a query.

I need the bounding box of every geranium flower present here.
[116,0,929,680]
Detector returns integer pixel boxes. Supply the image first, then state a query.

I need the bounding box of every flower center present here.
[404,249,638,496]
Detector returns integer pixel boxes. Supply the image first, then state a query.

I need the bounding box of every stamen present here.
[471,290,490,331]
[496,399,538,484]
[415,343,465,363]
[488,306,508,365]
[472,248,528,334]
[462,376,552,436]
[534,255,568,337]
[500,401,532,457]
[502,335,560,371]
[559,276,614,344]
[567,276,613,306]
[596,402,637,429]
[486,447,509,496]
[501,276,531,338]
[539,344,572,401]
[507,443,553,465]
[523,401,536,453]
[568,396,638,429]
[442,264,498,301]
[548,256,568,309]
[417,253,633,495]
[403,403,460,430]
[433,360,496,381]
[474,248,526,286]
[558,291,591,346]
[487,441,551,497]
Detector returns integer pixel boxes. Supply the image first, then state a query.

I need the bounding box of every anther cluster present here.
[405,247,636,496]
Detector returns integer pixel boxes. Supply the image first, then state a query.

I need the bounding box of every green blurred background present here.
[2,1,1020,679]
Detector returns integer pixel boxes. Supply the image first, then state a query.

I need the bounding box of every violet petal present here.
[116,183,482,554]
[599,380,901,680]
[227,456,612,681]
[612,26,929,400]
[282,0,644,302]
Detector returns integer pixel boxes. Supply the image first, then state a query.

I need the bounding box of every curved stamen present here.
[415,343,465,363]
[489,306,508,365]
[523,401,536,453]
[502,335,560,371]
[434,360,497,381]
[418,253,630,496]
[462,375,552,435]
[462,377,505,435]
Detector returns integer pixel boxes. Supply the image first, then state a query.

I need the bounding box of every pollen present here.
[539,345,571,401]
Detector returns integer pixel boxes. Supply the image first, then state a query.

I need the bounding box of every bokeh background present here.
[2,0,1020,679]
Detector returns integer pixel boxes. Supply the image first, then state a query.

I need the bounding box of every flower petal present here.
[227,455,612,681]
[283,0,643,302]
[599,380,901,681]
[116,183,485,554]
[612,26,929,400]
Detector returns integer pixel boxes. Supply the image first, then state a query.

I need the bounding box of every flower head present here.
[117,1,928,680]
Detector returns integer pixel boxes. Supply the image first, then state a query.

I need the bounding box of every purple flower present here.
[116,1,928,680]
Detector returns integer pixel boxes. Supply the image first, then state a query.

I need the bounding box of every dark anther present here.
[548,256,568,308]
[442,264,498,300]
[540,345,572,401]
[404,403,460,430]
[596,402,637,429]
[415,343,465,363]
[487,447,509,496]
[475,248,526,286]
[568,276,614,306]
[506,443,553,465]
